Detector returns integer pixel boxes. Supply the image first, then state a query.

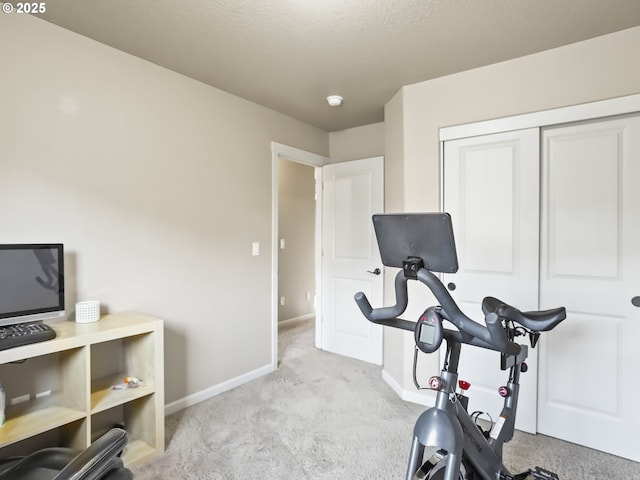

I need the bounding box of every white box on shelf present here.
[75,301,100,323]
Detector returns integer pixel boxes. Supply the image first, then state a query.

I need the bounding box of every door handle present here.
[367,268,381,275]
[632,296,640,307]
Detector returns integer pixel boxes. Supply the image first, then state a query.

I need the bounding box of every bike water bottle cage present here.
[414,307,444,353]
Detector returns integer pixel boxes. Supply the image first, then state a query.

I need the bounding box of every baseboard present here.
[165,363,275,415]
[279,313,314,324]
[381,368,436,407]
[166,359,433,416]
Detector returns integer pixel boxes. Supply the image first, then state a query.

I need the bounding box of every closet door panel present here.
[539,114,640,462]
[443,128,540,433]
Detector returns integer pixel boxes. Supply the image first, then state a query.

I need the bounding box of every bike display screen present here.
[414,307,443,354]
[419,322,436,345]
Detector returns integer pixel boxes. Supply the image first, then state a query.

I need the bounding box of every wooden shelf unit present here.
[0,312,164,467]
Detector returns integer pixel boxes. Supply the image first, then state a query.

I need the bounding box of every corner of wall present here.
[383,89,405,214]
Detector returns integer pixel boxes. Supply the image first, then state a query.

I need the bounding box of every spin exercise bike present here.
[355,213,566,480]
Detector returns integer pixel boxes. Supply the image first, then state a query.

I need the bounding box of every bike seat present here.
[482,297,566,332]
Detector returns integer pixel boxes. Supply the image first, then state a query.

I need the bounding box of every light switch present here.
[280,238,286,249]
[252,242,259,256]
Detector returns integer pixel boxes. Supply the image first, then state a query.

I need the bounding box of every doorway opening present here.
[270,142,329,369]
[277,158,315,365]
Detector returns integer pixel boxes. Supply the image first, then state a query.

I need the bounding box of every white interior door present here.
[442,128,540,433]
[538,114,640,461]
[321,157,384,364]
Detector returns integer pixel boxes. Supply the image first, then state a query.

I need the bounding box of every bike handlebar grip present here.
[485,312,521,356]
[354,291,374,319]
[354,270,409,321]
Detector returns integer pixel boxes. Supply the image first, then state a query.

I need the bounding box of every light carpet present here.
[132,318,640,479]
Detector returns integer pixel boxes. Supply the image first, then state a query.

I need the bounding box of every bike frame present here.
[406,332,527,480]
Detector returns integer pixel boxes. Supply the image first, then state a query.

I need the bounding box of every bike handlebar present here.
[354,272,409,322]
[355,268,522,356]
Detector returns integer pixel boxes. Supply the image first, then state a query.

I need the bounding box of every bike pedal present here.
[531,466,559,480]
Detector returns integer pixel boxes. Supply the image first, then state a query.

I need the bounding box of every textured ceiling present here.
[35,0,640,132]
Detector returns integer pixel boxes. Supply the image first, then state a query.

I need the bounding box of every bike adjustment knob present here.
[498,386,510,398]
[521,362,528,373]
[429,376,443,390]
[458,380,471,391]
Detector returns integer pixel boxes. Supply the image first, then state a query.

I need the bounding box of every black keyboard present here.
[0,322,57,351]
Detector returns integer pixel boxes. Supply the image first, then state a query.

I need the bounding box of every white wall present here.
[0,13,328,407]
[384,26,640,398]
[329,123,384,163]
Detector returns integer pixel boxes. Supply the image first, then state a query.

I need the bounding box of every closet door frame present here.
[440,94,640,143]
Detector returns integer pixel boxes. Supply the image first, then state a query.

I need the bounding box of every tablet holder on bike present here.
[372,212,458,274]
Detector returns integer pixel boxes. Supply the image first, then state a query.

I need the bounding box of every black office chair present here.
[0,428,133,480]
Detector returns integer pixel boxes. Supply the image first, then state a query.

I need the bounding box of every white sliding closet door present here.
[538,114,640,462]
[442,128,540,433]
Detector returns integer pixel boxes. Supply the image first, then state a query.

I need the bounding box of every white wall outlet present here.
[280,296,285,306]
[35,390,52,399]
[306,291,311,300]
[252,242,260,256]
[280,238,286,249]
[11,394,31,405]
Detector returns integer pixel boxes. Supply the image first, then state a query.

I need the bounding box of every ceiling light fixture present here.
[326,95,343,107]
